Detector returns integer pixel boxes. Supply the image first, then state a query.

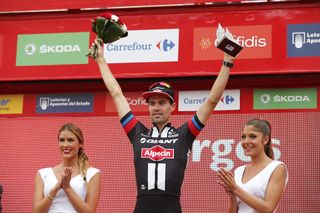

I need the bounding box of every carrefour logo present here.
[178,90,240,111]
[104,29,179,63]
[16,32,89,66]
[156,39,175,52]
[106,42,152,51]
[106,39,175,52]
[220,95,235,104]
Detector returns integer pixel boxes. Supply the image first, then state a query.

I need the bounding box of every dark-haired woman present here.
[217,119,288,213]
[32,123,101,213]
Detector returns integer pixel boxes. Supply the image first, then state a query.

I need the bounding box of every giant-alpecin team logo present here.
[141,145,175,161]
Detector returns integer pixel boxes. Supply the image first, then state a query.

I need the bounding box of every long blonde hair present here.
[58,123,89,181]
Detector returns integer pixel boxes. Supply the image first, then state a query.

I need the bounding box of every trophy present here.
[216,23,243,57]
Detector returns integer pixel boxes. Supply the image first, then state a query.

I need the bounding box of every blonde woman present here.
[32,123,101,213]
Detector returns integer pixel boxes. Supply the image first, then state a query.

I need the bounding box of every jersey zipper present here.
[155,161,158,193]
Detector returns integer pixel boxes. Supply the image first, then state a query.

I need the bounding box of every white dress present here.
[39,167,100,213]
[234,160,288,213]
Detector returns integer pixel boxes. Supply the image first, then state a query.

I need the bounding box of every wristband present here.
[223,61,234,68]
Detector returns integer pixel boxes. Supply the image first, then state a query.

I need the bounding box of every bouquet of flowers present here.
[87,12,128,60]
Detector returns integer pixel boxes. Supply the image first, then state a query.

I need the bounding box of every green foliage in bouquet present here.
[92,17,128,43]
[87,13,128,60]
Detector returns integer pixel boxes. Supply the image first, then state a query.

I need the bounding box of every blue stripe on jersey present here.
[121,113,134,127]
[192,115,204,131]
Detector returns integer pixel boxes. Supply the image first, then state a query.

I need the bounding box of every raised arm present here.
[196,53,235,125]
[94,38,131,118]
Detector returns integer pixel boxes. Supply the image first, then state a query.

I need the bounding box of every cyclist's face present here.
[148,96,175,127]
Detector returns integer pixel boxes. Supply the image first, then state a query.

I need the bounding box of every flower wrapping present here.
[87,12,128,59]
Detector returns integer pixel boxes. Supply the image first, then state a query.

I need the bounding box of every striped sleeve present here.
[187,114,205,137]
[120,111,138,134]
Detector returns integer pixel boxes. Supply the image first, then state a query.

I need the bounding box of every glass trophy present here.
[216,23,243,57]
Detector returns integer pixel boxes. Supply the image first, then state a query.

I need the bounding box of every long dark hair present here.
[58,123,89,181]
[245,118,274,159]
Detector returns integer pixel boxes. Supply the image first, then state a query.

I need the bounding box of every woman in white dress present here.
[217,118,288,213]
[32,123,101,213]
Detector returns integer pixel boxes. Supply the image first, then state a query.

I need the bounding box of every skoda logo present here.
[24,43,36,55]
[260,94,271,104]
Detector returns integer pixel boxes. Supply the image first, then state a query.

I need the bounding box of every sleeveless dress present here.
[39,167,100,213]
[234,160,288,213]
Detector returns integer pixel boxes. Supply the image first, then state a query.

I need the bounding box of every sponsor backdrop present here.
[0,113,319,212]
[0,35,3,67]
[0,94,23,114]
[178,90,240,111]
[254,88,317,110]
[0,5,319,81]
[35,93,94,113]
[1,87,318,116]
[0,0,242,13]
[287,23,320,57]
[16,32,89,66]
[193,25,272,60]
[105,29,179,64]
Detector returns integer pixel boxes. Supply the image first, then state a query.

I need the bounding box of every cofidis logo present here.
[287,23,320,57]
[16,32,89,66]
[104,29,179,63]
[0,95,23,114]
[194,25,272,60]
[106,92,148,113]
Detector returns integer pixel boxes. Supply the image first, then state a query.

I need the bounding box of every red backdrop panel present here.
[0,0,241,13]
[0,4,319,81]
[0,112,319,212]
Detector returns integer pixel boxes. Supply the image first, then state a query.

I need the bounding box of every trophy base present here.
[217,36,243,57]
